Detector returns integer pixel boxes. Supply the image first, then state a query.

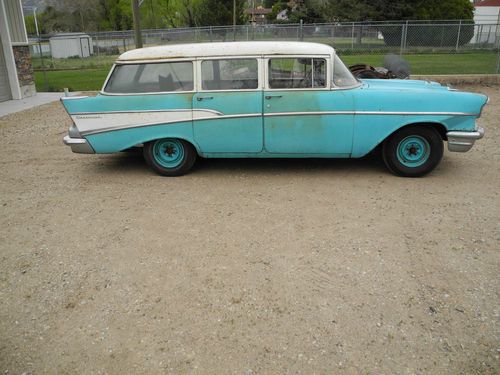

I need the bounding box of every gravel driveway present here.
[1,85,499,374]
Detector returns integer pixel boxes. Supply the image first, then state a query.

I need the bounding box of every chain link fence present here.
[29,20,500,91]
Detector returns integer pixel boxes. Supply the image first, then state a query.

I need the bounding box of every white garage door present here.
[0,36,12,102]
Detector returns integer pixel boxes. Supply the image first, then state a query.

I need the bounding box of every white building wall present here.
[473,6,500,44]
[50,36,93,58]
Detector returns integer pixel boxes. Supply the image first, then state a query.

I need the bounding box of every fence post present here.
[38,36,48,91]
[300,19,303,41]
[400,22,407,55]
[122,36,127,52]
[351,22,355,50]
[455,20,462,52]
[496,46,500,73]
[95,32,99,57]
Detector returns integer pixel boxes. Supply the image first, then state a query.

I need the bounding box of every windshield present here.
[333,55,359,88]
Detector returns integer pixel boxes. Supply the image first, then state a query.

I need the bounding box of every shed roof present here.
[117,41,334,61]
[475,0,500,6]
[50,32,90,40]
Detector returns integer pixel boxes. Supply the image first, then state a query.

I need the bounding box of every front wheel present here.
[143,138,196,176]
[382,126,443,177]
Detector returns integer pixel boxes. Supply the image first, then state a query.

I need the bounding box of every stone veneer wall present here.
[12,45,36,97]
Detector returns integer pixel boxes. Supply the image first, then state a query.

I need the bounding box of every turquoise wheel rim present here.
[152,139,185,168]
[396,135,430,168]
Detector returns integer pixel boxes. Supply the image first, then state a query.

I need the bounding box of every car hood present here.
[361,79,449,91]
[355,78,488,119]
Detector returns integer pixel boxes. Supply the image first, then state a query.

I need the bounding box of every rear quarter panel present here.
[62,93,197,153]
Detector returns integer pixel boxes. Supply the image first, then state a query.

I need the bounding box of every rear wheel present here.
[143,138,196,176]
[382,126,443,177]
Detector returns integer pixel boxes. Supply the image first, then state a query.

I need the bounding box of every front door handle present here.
[265,95,282,100]
[197,96,213,101]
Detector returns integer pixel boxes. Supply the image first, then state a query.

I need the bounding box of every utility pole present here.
[233,0,236,27]
[131,0,143,48]
[233,0,236,41]
[33,7,40,36]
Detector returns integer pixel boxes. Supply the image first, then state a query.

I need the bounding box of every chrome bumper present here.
[63,135,95,154]
[447,126,485,152]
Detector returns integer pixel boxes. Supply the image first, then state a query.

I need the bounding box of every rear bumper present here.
[63,135,95,154]
[447,126,485,152]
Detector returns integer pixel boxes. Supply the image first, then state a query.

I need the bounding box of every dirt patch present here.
[0,85,499,374]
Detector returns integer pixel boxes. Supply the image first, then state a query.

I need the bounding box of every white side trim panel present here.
[74,109,221,135]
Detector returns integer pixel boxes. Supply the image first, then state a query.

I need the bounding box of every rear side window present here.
[268,58,326,89]
[105,61,194,93]
[201,59,258,90]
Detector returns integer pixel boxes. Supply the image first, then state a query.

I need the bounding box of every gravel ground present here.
[0,85,499,374]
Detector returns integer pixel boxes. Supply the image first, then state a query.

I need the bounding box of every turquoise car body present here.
[62,80,486,157]
[62,42,487,164]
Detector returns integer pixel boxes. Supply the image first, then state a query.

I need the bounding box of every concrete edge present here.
[411,74,500,85]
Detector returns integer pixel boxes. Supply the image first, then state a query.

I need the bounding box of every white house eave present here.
[0,0,22,100]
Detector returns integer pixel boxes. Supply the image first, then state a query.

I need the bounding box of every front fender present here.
[351,114,477,158]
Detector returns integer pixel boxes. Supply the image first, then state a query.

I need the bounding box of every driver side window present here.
[268,58,326,89]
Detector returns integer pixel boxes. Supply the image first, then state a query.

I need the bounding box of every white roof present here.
[117,41,334,61]
[50,32,90,39]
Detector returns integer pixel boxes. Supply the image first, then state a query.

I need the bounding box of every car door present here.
[263,56,354,155]
[193,58,263,153]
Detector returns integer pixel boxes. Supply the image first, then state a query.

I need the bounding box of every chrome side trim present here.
[81,118,192,135]
[100,90,196,96]
[60,96,89,101]
[264,110,478,117]
[72,108,224,116]
[75,109,478,119]
[447,126,485,152]
[63,135,95,154]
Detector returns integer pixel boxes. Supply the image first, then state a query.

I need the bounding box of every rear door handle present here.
[265,95,282,100]
[197,96,213,101]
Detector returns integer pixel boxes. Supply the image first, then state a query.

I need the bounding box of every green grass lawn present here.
[32,55,118,70]
[34,52,498,92]
[34,68,110,92]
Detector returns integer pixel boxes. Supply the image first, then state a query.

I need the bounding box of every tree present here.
[99,0,133,31]
[286,0,325,23]
[194,0,246,26]
[371,0,475,47]
[318,0,473,22]
[318,0,374,22]
[414,0,473,20]
[267,1,287,22]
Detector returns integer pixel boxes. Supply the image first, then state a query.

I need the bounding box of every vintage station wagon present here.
[62,42,487,177]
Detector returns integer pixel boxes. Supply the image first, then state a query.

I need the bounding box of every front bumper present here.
[63,135,95,154]
[446,126,485,152]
